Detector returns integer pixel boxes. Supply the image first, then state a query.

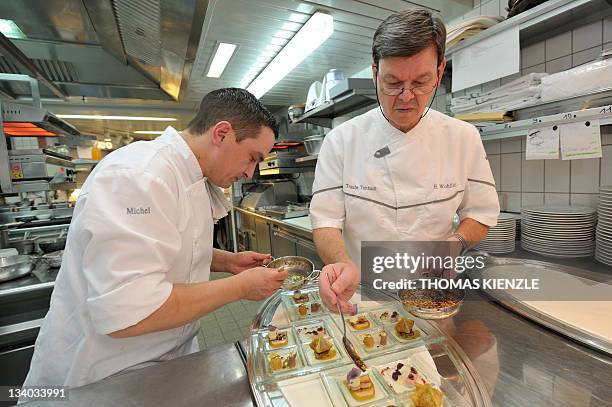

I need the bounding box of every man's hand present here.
[319,262,360,315]
[228,251,271,274]
[237,266,288,300]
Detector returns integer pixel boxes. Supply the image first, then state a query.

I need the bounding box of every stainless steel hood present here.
[2,100,80,137]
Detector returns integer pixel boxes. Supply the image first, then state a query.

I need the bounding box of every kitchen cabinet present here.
[254,218,271,254]
[294,235,323,270]
[270,226,296,258]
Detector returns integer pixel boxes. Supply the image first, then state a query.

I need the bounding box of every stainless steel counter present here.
[22,342,254,407]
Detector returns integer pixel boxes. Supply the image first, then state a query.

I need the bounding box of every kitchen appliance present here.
[258,151,315,175]
[0,253,34,282]
[305,81,323,111]
[8,149,75,182]
[240,181,298,211]
[259,204,309,219]
[322,69,345,101]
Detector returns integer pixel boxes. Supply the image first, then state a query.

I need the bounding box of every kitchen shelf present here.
[10,181,76,193]
[446,0,611,61]
[294,154,318,163]
[72,159,100,166]
[477,102,612,141]
[291,89,377,127]
[259,167,315,176]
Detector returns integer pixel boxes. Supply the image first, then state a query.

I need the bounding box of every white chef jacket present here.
[310,107,499,265]
[22,127,221,390]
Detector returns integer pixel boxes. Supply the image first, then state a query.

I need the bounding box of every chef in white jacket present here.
[22,88,288,391]
[311,10,500,312]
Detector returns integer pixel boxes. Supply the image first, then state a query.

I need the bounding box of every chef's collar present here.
[158,126,204,183]
[374,106,431,143]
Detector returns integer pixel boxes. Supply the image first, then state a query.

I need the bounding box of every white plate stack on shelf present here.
[476,213,516,254]
[521,205,597,258]
[596,185,612,266]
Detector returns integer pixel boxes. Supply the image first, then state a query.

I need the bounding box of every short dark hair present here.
[187,88,279,141]
[372,9,446,67]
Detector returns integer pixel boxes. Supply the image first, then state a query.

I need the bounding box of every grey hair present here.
[372,9,446,67]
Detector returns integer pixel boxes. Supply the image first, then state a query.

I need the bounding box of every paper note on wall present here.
[526,126,559,160]
[452,25,520,92]
[560,120,602,160]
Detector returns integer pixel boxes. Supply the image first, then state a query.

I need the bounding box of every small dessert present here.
[379,331,388,346]
[269,353,283,371]
[286,352,297,369]
[267,325,288,348]
[309,335,336,360]
[298,304,308,316]
[411,383,443,407]
[311,302,321,312]
[378,362,428,394]
[347,315,371,330]
[378,311,390,322]
[268,351,298,372]
[292,290,309,304]
[394,317,421,340]
[362,333,375,348]
[345,367,376,402]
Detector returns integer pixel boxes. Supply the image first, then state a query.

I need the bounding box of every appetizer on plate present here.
[295,302,323,317]
[345,367,376,401]
[298,304,308,316]
[394,317,421,340]
[346,314,371,330]
[296,323,326,342]
[267,325,289,348]
[411,383,444,407]
[268,351,298,372]
[378,362,429,394]
[375,309,401,324]
[309,336,337,360]
[292,290,310,304]
[357,330,390,351]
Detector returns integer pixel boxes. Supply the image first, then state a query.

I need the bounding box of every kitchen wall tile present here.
[521,41,546,68]
[545,55,572,74]
[572,46,602,67]
[481,0,501,17]
[488,154,501,191]
[604,17,612,44]
[572,20,602,52]
[522,63,546,75]
[570,193,599,208]
[506,192,522,212]
[522,156,544,192]
[601,145,612,186]
[501,153,522,191]
[570,158,600,193]
[522,192,544,207]
[484,140,500,155]
[545,31,572,60]
[501,138,522,153]
[544,193,570,205]
[481,79,501,93]
[544,160,570,192]
[500,72,521,85]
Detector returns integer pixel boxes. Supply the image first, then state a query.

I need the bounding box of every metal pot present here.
[9,239,36,254]
[0,254,34,282]
[38,237,66,253]
[303,135,324,155]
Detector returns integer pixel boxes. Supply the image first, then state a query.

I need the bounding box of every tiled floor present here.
[197,272,265,350]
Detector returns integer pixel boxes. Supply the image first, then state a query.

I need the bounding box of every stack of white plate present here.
[595,185,612,266]
[521,205,597,258]
[476,213,516,254]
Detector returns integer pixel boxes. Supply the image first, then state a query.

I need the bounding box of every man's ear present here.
[211,121,233,146]
[371,63,377,85]
[437,58,447,85]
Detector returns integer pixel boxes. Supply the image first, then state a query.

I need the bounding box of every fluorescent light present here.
[57,115,176,121]
[134,130,165,134]
[206,42,237,78]
[247,12,333,98]
[0,19,26,39]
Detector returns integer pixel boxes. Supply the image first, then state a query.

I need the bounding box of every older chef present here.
[310,10,500,312]
[23,88,288,389]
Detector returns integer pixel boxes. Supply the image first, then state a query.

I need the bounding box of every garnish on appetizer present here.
[292,290,309,304]
[411,383,443,407]
[309,335,337,360]
[347,315,371,330]
[268,351,298,372]
[311,302,321,312]
[267,325,288,348]
[298,304,308,316]
[362,333,375,348]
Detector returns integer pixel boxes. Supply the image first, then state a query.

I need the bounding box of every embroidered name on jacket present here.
[433,183,457,190]
[126,207,151,215]
[345,183,377,191]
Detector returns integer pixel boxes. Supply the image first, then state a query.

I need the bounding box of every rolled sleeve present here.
[457,130,500,227]
[310,132,345,230]
[79,169,182,335]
